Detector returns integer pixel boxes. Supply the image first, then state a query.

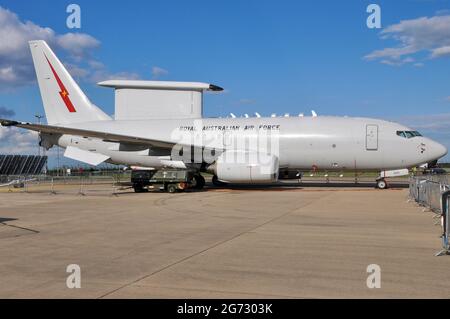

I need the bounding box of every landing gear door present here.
[366,124,378,151]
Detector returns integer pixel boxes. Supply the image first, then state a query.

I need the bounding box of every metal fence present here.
[0,174,129,196]
[409,175,450,256]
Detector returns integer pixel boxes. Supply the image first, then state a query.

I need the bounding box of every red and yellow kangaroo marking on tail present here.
[45,55,76,113]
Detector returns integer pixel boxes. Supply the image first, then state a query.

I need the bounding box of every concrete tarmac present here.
[0,183,449,298]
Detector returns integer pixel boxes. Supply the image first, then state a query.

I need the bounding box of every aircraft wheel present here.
[192,174,205,190]
[376,179,387,189]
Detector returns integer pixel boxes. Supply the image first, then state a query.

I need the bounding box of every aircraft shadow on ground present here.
[205,181,409,190]
[0,217,17,223]
[116,181,409,195]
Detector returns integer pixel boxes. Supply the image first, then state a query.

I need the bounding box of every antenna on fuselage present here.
[311,110,317,117]
[255,112,261,118]
[229,113,236,118]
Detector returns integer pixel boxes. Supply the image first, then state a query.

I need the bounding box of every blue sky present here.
[0,0,450,164]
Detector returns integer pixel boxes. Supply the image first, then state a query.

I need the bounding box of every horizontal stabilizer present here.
[64,146,110,166]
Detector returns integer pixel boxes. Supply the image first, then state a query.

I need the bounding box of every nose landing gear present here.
[376,169,409,189]
[376,178,388,189]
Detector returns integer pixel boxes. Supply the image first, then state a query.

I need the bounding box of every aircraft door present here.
[366,124,378,151]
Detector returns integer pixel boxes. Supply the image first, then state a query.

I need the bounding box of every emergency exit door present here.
[366,124,378,151]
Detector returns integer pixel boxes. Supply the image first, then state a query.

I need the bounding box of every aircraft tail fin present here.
[29,40,111,125]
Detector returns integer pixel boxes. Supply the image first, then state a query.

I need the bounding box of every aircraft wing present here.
[0,119,175,149]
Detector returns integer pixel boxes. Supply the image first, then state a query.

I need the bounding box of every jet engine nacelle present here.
[39,133,59,150]
[213,151,279,183]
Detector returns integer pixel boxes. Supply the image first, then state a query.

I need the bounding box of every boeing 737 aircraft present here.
[0,41,447,189]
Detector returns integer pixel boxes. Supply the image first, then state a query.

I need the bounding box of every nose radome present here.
[430,140,448,160]
[437,142,447,158]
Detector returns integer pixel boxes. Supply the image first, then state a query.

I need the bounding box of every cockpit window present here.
[396,130,422,138]
[396,131,406,138]
[405,131,415,138]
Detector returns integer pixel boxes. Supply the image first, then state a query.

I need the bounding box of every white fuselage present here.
[50,116,447,171]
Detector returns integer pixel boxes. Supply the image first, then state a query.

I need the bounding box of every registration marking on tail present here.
[44,55,76,113]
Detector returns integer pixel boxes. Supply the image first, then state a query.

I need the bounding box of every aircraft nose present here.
[429,140,448,160]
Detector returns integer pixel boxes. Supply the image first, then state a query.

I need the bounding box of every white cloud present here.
[56,33,99,60]
[88,60,104,69]
[436,9,450,16]
[0,6,143,155]
[151,66,168,79]
[64,63,90,79]
[0,6,143,89]
[397,113,450,133]
[431,45,450,58]
[379,56,416,66]
[65,60,140,83]
[365,14,450,66]
[89,69,141,83]
[0,126,38,154]
[380,57,415,66]
[0,6,100,89]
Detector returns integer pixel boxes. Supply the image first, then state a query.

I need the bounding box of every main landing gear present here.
[192,174,205,190]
